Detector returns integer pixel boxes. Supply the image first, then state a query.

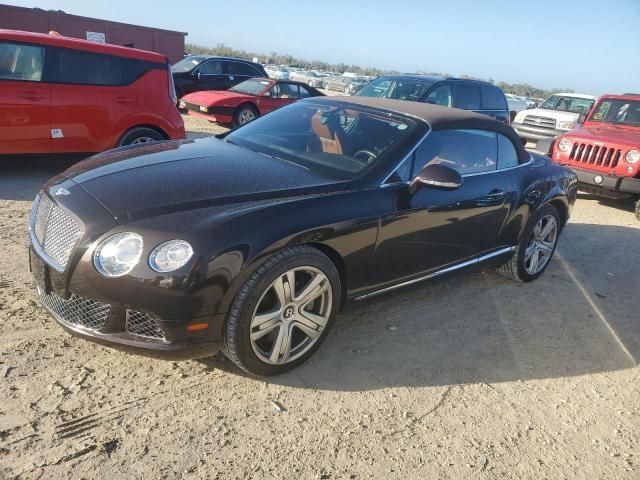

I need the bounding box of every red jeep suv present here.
[0,30,185,159]
[551,94,640,220]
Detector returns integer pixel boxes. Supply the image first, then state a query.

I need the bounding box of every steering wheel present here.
[352,149,378,165]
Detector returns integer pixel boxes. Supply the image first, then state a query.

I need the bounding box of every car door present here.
[481,85,510,124]
[452,83,482,114]
[0,40,51,155]
[227,60,260,87]
[195,59,228,90]
[259,83,285,113]
[373,129,510,289]
[49,48,141,154]
[422,83,453,107]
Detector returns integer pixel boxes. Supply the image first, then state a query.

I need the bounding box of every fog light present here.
[594,175,604,185]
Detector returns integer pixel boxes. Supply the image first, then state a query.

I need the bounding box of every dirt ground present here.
[0,115,638,479]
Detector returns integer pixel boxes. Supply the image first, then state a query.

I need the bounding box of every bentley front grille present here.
[32,194,81,269]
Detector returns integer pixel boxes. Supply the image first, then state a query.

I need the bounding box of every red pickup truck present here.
[551,94,640,220]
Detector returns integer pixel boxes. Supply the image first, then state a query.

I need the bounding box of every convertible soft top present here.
[307,96,530,163]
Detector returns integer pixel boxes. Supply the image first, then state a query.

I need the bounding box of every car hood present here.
[55,138,347,223]
[565,125,640,147]
[182,89,255,106]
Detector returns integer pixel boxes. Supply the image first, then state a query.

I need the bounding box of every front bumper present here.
[571,167,640,198]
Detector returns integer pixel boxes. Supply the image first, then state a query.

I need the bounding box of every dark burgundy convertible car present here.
[29,97,577,376]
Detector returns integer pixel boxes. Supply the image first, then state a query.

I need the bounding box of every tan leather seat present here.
[308,114,350,155]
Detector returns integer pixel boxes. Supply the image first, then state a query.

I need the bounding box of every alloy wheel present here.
[130,136,156,144]
[239,110,256,125]
[524,214,558,275]
[250,266,332,365]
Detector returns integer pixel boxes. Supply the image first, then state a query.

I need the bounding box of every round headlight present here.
[557,138,573,153]
[625,149,640,164]
[94,232,143,277]
[149,240,193,273]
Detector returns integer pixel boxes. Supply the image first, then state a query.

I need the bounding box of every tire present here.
[118,127,164,147]
[497,204,561,282]
[222,245,341,376]
[233,105,259,127]
[635,198,640,221]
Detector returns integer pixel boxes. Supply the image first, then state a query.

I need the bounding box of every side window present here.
[413,129,497,176]
[298,85,312,98]
[482,86,508,110]
[53,49,144,86]
[230,62,259,76]
[279,83,299,98]
[199,60,223,75]
[453,84,482,110]
[423,84,452,107]
[0,42,45,82]
[268,84,281,98]
[497,134,519,169]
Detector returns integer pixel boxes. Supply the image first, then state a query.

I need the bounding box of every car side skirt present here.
[354,246,516,301]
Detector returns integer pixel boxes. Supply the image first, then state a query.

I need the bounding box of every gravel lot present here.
[0,114,638,479]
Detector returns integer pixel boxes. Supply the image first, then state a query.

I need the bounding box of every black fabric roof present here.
[310,96,530,163]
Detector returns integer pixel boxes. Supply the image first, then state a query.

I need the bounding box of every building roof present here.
[308,95,530,162]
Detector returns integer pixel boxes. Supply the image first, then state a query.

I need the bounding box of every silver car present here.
[289,70,325,88]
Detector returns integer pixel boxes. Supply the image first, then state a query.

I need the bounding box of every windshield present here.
[589,99,640,127]
[230,79,271,95]
[539,95,595,114]
[171,56,206,73]
[224,101,419,180]
[354,77,434,101]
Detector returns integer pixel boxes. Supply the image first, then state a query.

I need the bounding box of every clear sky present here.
[4,0,639,95]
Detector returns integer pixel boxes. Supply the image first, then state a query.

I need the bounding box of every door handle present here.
[114,96,135,105]
[486,189,506,200]
[18,91,44,101]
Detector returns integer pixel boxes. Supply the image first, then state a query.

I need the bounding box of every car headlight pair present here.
[557,121,577,130]
[94,233,193,277]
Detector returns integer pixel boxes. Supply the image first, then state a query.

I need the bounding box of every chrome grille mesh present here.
[39,291,111,330]
[33,194,81,269]
[126,310,165,339]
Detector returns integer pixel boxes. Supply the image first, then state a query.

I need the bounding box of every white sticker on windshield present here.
[397,124,408,130]
[260,81,270,85]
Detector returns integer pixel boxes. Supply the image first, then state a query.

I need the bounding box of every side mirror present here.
[197,72,202,82]
[409,164,463,194]
[578,113,587,124]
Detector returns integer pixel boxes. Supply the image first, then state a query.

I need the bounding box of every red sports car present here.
[180,78,324,126]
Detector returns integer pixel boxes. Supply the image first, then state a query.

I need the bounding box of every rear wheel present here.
[497,204,560,282]
[233,105,259,127]
[118,127,164,147]
[222,246,341,376]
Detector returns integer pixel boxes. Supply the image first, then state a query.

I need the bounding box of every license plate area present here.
[29,247,50,294]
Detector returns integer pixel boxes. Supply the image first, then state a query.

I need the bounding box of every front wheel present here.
[497,204,561,282]
[635,198,640,221]
[222,246,341,376]
[233,105,259,127]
